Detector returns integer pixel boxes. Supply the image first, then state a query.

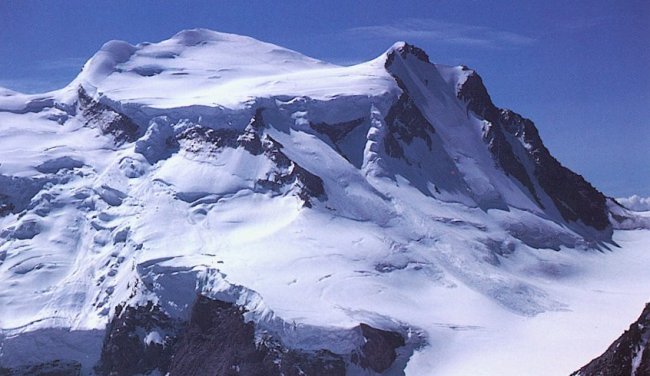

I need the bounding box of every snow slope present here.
[1,29,649,375]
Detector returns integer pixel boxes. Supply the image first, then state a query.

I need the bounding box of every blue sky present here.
[1,0,648,197]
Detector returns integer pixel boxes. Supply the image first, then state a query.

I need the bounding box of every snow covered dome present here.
[76,28,373,108]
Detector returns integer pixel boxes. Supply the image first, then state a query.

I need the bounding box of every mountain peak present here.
[384,41,431,65]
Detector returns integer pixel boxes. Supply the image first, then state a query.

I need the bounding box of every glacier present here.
[0,29,649,375]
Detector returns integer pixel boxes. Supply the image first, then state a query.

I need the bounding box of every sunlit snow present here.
[0,29,648,375]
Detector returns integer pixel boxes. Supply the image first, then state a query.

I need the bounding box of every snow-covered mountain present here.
[1,29,649,375]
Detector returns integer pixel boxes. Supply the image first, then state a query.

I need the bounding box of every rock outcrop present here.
[572,303,650,376]
[95,295,405,375]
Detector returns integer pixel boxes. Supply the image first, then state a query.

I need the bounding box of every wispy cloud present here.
[556,15,615,33]
[345,19,535,49]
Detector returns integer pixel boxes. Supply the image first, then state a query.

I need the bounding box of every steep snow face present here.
[0,30,649,375]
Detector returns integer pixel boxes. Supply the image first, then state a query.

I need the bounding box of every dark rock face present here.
[310,117,368,168]
[178,126,240,151]
[458,70,610,232]
[383,43,610,236]
[311,118,365,145]
[459,73,541,205]
[78,88,141,144]
[483,119,542,206]
[572,303,650,376]
[383,91,433,162]
[352,323,406,373]
[96,302,181,376]
[457,71,500,121]
[6,296,406,375]
[385,43,431,67]
[0,360,81,376]
[382,54,436,164]
[168,296,270,376]
[0,175,45,217]
[374,66,471,200]
[256,135,326,208]
[96,296,351,376]
[458,72,544,207]
[499,109,609,231]
[168,296,345,376]
[238,108,265,155]
[177,110,264,155]
[154,110,326,207]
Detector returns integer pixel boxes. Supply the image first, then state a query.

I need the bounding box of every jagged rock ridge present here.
[572,303,650,376]
[456,69,609,232]
[95,295,406,376]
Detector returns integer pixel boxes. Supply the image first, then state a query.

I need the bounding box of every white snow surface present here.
[75,29,395,110]
[0,29,649,375]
